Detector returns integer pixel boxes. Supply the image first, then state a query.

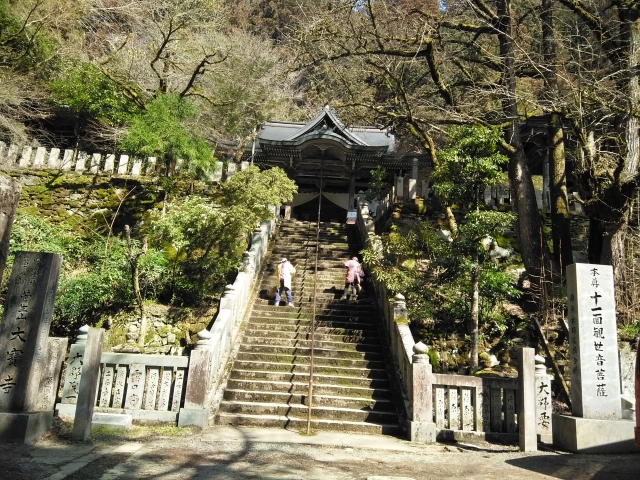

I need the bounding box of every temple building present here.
[241,105,431,222]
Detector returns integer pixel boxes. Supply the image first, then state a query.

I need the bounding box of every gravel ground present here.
[2,424,640,480]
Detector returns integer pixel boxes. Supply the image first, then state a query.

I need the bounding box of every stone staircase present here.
[215,220,401,435]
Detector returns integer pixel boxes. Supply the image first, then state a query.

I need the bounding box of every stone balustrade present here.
[0,140,251,181]
[355,199,541,447]
[56,325,190,423]
[177,210,278,428]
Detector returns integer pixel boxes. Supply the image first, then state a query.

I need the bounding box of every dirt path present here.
[2,426,639,480]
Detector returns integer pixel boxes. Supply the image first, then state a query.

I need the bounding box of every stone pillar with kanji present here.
[553,263,634,454]
[0,252,62,443]
[566,263,621,419]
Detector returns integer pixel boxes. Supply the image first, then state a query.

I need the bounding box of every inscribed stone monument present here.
[566,263,621,420]
[0,252,61,412]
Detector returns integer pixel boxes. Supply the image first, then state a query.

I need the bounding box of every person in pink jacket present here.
[341,256,362,301]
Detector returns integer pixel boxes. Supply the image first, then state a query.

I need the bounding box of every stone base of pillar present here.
[552,414,637,453]
[178,408,209,429]
[538,433,553,444]
[0,411,53,443]
[407,420,436,443]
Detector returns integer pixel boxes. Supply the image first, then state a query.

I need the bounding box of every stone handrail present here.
[355,200,543,447]
[0,140,249,181]
[177,209,278,428]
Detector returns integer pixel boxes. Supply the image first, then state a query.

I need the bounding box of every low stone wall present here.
[177,211,278,428]
[0,140,249,181]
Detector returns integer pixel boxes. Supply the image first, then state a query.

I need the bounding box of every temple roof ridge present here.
[284,105,368,146]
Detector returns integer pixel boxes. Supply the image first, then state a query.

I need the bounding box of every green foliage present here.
[8,212,170,336]
[146,165,297,304]
[48,62,137,125]
[432,125,508,209]
[0,0,59,74]
[120,94,213,177]
[362,126,520,357]
[364,166,388,201]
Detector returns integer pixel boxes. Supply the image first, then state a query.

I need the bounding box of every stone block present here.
[177,407,208,429]
[130,157,143,175]
[407,420,436,443]
[89,153,101,174]
[61,149,74,170]
[0,411,53,443]
[146,157,157,175]
[33,147,47,167]
[396,176,404,199]
[18,146,32,167]
[104,154,115,173]
[48,148,61,168]
[92,412,132,430]
[117,155,129,174]
[408,179,416,199]
[552,414,637,453]
[75,151,88,172]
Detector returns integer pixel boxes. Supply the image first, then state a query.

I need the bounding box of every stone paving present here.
[2,425,640,480]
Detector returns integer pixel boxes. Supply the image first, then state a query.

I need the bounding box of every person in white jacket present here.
[274,258,296,306]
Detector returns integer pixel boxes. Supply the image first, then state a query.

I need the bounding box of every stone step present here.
[247,314,376,326]
[239,344,384,361]
[218,400,397,424]
[246,322,378,335]
[225,379,392,399]
[244,328,379,345]
[222,389,396,411]
[231,360,389,379]
[215,412,400,435]
[235,352,386,370]
[241,336,381,351]
[229,370,390,389]
[246,322,377,335]
[250,306,376,318]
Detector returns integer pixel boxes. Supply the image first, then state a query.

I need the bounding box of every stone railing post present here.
[517,347,537,451]
[409,342,436,442]
[535,354,553,443]
[59,325,90,406]
[178,329,213,429]
[392,293,407,322]
[71,327,104,441]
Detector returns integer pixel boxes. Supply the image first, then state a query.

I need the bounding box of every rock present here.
[436,229,452,242]
[489,245,513,260]
[167,333,176,344]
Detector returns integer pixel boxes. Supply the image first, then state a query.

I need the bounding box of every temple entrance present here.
[291,193,349,223]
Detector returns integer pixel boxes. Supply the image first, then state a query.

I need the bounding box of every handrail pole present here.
[306,160,323,434]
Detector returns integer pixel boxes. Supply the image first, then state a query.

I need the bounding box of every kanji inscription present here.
[566,264,621,420]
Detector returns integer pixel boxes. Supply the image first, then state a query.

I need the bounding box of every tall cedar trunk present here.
[549,113,574,269]
[497,0,554,285]
[542,0,573,270]
[586,13,640,286]
[470,257,479,371]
